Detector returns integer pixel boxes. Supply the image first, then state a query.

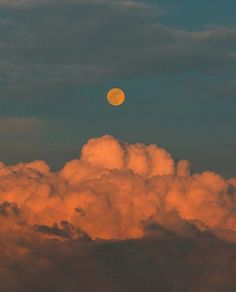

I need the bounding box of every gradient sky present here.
[0,0,235,177]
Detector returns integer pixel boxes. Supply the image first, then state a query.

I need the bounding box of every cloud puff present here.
[0,135,236,291]
[0,134,235,241]
[80,135,174,176]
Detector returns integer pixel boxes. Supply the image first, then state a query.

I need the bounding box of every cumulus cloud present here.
[0,134,235,241]
[0,135,236,290]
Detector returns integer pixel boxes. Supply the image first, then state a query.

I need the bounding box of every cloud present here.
[0,134,235,241]
[2,233,236,292]
[0,135,236,290]
[0,0,151,9]
[0,0,235,98]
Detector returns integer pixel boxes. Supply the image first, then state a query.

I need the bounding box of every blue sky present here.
[0,0,235,176]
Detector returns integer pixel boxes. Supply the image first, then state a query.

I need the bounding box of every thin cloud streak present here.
[0,0,235,98]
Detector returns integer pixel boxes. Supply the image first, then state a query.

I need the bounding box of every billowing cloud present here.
[0,134,235,240]
[0,135,236,290]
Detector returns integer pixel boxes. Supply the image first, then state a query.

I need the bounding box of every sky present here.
[0,0,235,177]
[1,2,236,291]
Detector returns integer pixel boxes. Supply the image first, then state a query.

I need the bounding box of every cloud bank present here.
[1,134,236,240]
[1,135,236,291]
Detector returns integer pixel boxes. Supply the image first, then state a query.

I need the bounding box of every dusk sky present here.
[0,0,235,177]
[1,1,236,292]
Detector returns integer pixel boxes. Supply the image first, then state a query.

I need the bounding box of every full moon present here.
[107,88,126,106]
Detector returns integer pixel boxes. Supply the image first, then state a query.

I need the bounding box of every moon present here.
[107,88,126,106]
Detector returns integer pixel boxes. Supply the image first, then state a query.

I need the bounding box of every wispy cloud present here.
[0,0,235,98]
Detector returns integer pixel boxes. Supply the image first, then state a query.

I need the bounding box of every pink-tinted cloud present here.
[0,134,235,241]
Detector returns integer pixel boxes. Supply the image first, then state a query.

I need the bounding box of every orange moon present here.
[107,88,125,106]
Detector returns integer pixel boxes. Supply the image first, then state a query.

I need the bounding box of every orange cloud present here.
[0,135,236,291]
[0,135,235,242]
